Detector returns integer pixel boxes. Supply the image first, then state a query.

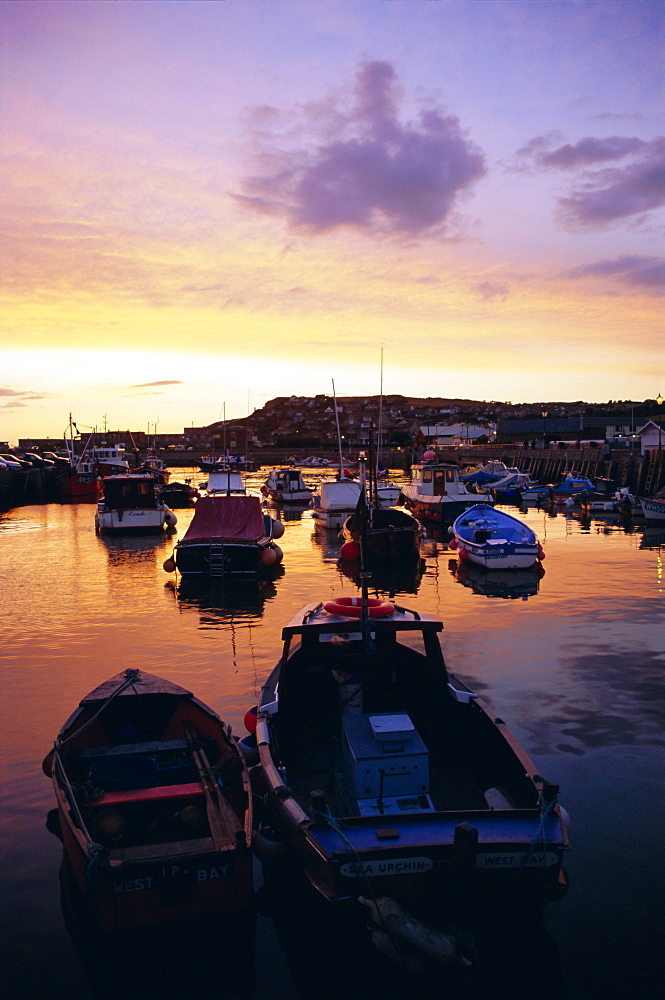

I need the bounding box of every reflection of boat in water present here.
[170,571,282,621]
[52,843,255,1000]
[453,560,544,600]
[640,526,665,550]
[338,554,425,596]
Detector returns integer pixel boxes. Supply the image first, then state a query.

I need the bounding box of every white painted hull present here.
[640,496,665,522]
[95,506,176,533]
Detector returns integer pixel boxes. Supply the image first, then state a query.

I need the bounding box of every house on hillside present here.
[420,423,495,447]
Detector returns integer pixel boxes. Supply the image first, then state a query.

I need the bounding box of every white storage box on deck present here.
[342,713,430,811]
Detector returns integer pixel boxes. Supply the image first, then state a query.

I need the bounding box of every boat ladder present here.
[209,544,225,577]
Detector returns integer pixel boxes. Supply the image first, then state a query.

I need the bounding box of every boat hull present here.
[174,541,266,576]
[401,493,491,525]
[95,507,176,533]
[54,469,103,502]
[639,496,665,522]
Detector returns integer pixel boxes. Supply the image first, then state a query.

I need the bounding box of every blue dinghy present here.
[450,504,544,570]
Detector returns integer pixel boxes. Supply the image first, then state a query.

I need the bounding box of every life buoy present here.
[324,597,395,619]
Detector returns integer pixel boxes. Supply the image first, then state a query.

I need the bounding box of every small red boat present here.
[43,669,253,931]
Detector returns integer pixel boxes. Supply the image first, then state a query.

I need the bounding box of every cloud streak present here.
[237,60,486,237]
[517,133,665,229]
[567,255,665,295]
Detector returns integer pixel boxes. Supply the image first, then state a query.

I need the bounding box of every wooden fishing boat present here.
[164,494,283,577]
[42,668,254,931]
[95,475,177,533]
[449,504,544,570]
[253,600,569,963]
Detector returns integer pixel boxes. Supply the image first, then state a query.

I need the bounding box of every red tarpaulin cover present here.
[180,495,266,544]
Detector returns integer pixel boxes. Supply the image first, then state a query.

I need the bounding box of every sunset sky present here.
[2,1,664,443]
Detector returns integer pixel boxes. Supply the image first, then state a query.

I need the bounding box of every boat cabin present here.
[101,475,158,508]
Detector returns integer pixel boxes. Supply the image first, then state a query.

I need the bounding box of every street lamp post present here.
[541,410,548,450]
[657,393,663,452]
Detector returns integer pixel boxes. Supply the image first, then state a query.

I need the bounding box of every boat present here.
[549,472,595,504]
[485,472,538,502]
[199,453,255,473]
[253,599,569,964]
[164,494,283,578]
[310,477,362,530]
[95,475,177,534]
[639,486,665,522]
[460,460,521,487]
[340,457,422,563]
[135,451,171,485]
[53,416,103,503]
[42,668,254,931]
[89,443,131,478]
[341,502,422,563]
[262,468,313,504]
[204,467,246,496]
[401,460,493,525]
[449,505,544,571]
[579,486,638,515]
[157,479,200,508]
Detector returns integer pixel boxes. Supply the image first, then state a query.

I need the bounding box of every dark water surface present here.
[1,469,663,1000]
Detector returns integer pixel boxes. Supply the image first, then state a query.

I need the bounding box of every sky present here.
[1,0,664,444]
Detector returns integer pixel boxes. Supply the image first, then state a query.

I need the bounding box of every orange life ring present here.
[323,597,395,619]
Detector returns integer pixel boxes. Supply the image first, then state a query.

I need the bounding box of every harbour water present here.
[1,468,662,1000]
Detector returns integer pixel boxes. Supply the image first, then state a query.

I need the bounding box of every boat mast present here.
[376,347,384,482]
[332,380,344,479]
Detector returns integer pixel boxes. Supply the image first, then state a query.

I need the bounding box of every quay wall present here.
[1,447,662,512]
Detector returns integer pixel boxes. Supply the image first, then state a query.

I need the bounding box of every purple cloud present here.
[517,132,665,229]
[541,136,645,169]
[568,255,665,294]
[237,60,485,237]
[559,137,665,227]
[474,281,510,302]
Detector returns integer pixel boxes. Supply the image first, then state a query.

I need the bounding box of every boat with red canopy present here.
[165,494,283,577]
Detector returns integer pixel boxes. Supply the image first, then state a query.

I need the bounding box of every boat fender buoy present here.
[271,543,283,563]
[252,824,288,860]
[244,706,258,733]
[260,547,277,566]
[448,537,458,550]
[458,546,468,560]
[163,557,176,573]
[537,543,546,560]
[260,485,269,496]
[340,540,360,560]
[238,733,260,767]
[324,597,395,619]
[270,519,285,539]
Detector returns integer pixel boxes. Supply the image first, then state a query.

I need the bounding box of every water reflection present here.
[259,856,563,1000]
[310,526,342,563]
[97,531,175,567]
[450,559,544,601]
[51,828,255,1000]
[167,572,284,625]
[337,554,425,597]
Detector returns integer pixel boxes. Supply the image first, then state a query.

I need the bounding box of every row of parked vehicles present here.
[0,450,67,470]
